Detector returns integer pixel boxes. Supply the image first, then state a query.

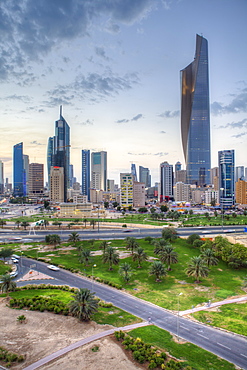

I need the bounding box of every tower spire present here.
[60,105,62,118]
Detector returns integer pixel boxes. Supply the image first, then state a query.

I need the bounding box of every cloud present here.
[0,0,156,82]
[95,46,110,61]
[116,113,143,123]
[218,118,247,129]
[30,141,45,146]
[159,110,179,118]
[211,87,247,115]
[160,130,166,134]
[0,94,31,103]
[231,132,247,139]
[77,119,94,126]
[128,152,168,156]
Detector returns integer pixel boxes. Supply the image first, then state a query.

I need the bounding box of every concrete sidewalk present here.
[23,321,149,370]
[179,295,247,316]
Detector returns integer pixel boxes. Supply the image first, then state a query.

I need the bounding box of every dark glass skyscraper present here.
[82,150,90,200]
[13,142,24,197]
[181,34,211,186]
[47,136,54,190]
[218,150,235,209]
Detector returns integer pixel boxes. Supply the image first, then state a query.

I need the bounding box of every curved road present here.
[17,257,247,370]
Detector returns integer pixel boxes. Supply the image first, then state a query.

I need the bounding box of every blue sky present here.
[0,0,246,185]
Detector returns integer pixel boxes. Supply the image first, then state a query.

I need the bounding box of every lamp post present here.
[177,293,183,341]
[91,264,96,291]
[220,188,224,231]
[97,206,100,233]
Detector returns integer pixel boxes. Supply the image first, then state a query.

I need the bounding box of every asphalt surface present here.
[16,257,247,370]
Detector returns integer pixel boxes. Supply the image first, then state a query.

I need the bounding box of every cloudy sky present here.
[1,0,247,185]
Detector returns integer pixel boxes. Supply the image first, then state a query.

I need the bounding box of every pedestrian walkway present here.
[23,321,149,370]
[179,295,247,316]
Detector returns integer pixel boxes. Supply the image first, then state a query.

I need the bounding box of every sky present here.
[0,0,247,185]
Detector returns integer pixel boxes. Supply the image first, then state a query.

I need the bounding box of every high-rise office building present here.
[175,161,182,172]
[120,173,133,208]
[23,154,29,196]
[82,150,90,201]
[181,34,211,186]
[13,142,24,197]
[29,163,44,196]
[131,163,137,181]
[139,166,151,188]
[0,161,4,194]
[47,136,54,190]
[52,106,70,201]
[235,166,245,181]
[50,166,64,203]
[91,151,107,191]
[218,150,235,209]
[160,161,173,202]
[235,179,247,205]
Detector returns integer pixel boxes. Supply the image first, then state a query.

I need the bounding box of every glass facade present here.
[13,142,24,196]
[181,34,211,186]
[82,150,90,200]
[47,136,54,189]
[218,150,235,209]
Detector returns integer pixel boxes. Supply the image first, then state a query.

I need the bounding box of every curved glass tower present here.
[181,34,211,186]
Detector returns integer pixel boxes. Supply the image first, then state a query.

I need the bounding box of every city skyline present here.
[0,1,246,184]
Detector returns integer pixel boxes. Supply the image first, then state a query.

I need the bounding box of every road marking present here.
[240,354,247,359]
[197,333,209,339]
[217,342,231,350]
[180,325,190,331]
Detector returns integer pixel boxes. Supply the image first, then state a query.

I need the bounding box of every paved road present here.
[17,257,247,370]
[0,224,246,242]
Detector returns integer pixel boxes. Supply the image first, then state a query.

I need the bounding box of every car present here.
[10,271,18,277]
[123,229,132,232]
[12,254,20,259]
[11,258,19,263]
[47,265,60,271]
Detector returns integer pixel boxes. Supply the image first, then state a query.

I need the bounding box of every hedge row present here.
[16,284,77,292]
[9,296,69,315]
[0,346,24,368]
[114,331,192,370]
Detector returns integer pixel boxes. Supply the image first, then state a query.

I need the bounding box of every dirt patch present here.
[194,286,209,292]
[0,299,140,370]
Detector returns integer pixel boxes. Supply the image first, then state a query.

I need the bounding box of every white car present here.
[47,265,60,271]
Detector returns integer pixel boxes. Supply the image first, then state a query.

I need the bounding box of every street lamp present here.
[220,188,224,231]
[97,206,100,233]
[91,264,97,291]
[177,293,183,341]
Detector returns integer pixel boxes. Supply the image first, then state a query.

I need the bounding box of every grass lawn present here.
[129,326,237,370]
[182,214,247,227]
[5,288,140,327]
[0,261,11,275]
[192,302,247,336]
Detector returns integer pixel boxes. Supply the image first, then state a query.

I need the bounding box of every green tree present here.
[161,227,178,242]
[15,220,21,229]
[132,247,148,268]
[125,237,139,255]
[158,245,178,271]
[102,246,119,270]
[201,249,218,268]
[90,219,96,229]
[153,239,169,254]
[0,274,16,294]
[21,221,29,230]
[149,261,167,282]
[45,234,61,249]
[83,218,88,228]
[160,205,168,213]
[138,207,148,213]
[100,240,109,253]
[104,201,109,209]
[185,256,209,283]
[17,315,26,324]
[68,232,80,245]
[187,234,201,246]
[79,249,92,266]
[44,200,50,209]
[119,262,133,283]
[44,219,49,228]
[0,220,6,228]
[69,288,98,321]
[112,201,118,208]
[0,248,13,260]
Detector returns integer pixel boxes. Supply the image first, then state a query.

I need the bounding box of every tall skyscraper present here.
[181,34,211,186]
[13,142,24,197]
[139,166,151,187]
[0,161,4,194]
[29,163,44,196]
[131,163,137,181]
[47,136,54,190]
[23,154,29,196]
[52,106,70,201]
[218,150,235,209]
[160,161,173,202]
[120,173,133,208]
[235,166,245,181]
[82,149,90,200]
[91,151,107,191]
[50,166,64,203]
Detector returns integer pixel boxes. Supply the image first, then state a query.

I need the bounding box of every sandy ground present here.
[0,298,141,370]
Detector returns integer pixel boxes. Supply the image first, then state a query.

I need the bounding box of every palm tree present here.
[21,221,29,230]
[15,220,21,229]
[132,247,148,268]
[201,249,218,268]
[185,256,209,283]
[158,245,178,271]
[79,249,92,266]
[45,234,61,249]
[90,219,96,229]
[100,240,109,253]
[83,218,88,228]
[125,237,139,255]
[0,274,17,294]
[153,239,168,254]
[119,262,133,283]
[102,246,119,270]
[68,232,80,245]
[69,288,98,321]
[44,219,49,228]
[149,261,167,282]
[0,220,6,228]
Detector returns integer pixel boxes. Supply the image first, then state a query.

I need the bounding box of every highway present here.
[17,257,247,370]
[0,224,246,242]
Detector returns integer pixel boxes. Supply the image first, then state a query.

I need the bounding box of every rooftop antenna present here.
[60,105,62,118]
